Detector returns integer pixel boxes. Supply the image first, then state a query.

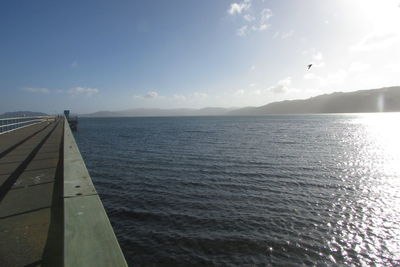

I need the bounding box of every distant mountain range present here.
[82,107,237,117]
[0,111,48,118]
[230,86,400,115]
[82,86,400,117]
[3,87,398,118]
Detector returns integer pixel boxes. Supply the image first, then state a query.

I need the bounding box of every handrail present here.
[0,115,52,121]
[0,119,43,128]
[0,116,54,134]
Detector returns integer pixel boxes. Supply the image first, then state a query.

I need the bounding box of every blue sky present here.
[1,0,400,113]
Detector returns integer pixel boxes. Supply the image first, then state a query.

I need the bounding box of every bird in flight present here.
[307,64,312,70]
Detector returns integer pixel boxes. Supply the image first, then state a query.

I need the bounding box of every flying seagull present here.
[307,64,312,70]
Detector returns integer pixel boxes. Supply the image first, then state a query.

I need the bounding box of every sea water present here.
[74,114,400,266]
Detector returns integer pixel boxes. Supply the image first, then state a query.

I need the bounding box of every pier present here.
[0,116,127,266]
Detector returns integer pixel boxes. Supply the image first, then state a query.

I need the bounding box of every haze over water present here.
[75,114,400,266]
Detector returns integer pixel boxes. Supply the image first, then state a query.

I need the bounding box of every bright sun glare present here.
[359,113,400,176]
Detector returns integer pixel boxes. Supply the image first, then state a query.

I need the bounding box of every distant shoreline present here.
[81,86,400,117]
[80,112,400,119]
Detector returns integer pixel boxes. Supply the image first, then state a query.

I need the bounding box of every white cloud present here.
[351,32,400,51]
[273,30,294,39]
[237,25,248,36]
[23,87,50,94]
[278,77,292,87]
[173,94,186,101]
[303,73,327,89]
[229,2,273,36]
[249,8,272,32]
[235,89,245,96]
[304,73,319,81]
[268,77,292,94]
[259,24,269,31]
[303,70,347,87]
[133,91,159,99]
[193,92,208,98]
[312,52,323,61]
[349,62,370,72]
[243,14,255,22]
[228,0,251,15]
[68,87,99,96]
[252,24,269,32]
[326,70,347,84]
[260,8,273,23]
[281,30,294,39]
[144,91,158,98]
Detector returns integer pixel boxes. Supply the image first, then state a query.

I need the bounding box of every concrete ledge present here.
[63,118,127,267]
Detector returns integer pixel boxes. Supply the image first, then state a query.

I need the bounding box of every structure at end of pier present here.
[64,110,78,131]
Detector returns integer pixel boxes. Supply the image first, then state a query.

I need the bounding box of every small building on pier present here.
[64,110,78,131]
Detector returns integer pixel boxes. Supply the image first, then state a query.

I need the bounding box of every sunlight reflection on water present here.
[334,113,400,265]
[359,113,400,176]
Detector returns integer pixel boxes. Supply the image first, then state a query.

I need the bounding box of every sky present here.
[1,0,400,114]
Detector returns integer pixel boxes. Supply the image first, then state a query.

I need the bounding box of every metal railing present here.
[0,116,54,135]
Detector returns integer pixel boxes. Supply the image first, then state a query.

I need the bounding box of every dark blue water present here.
[74,115,400,266]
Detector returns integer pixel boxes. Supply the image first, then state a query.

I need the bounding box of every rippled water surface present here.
[74,114,400,266]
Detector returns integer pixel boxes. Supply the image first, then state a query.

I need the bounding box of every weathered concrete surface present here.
[0,121,52,159]
[0,118,63,267]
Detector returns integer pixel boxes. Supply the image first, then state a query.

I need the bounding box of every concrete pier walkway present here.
[0,118,62,266]
[0,118,127,267]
